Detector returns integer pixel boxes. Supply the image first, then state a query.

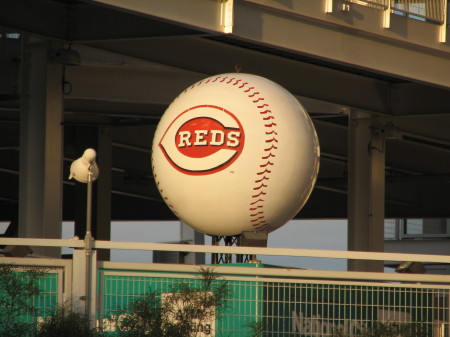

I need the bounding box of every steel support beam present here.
[234,0,450,89]
[347,111,385,272]
[19,38,64,257]
[180,222,205,264]
[88,0,227,33]
[84,37,448,117]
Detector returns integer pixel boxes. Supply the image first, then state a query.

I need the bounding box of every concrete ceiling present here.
[1,0,450,225]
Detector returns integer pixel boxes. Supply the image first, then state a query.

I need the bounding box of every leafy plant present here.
[245,320,265,337]
[36,304,104,337]
[0,263,46,337]
[110,266,230,337]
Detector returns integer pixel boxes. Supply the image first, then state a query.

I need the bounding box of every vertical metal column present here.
[211,235,249,264]
[72,248,97,319]
[180,222,205,264]
[19,38,63,257]
[96,127,112,261]
[347,111,385,272]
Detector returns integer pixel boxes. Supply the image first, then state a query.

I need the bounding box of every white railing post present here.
[325,0,333,13]
[439,0,447,42]
[221,0,234,34]
[383,1,391,28]
[72,247,97,323]
[88,250,97,325]
[72,249,87,313]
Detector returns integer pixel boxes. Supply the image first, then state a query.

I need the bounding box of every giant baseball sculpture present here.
[152,73,320,236]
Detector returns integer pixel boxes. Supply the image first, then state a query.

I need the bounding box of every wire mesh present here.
[393,0,445,23]
[0,267,61,325]
[99,272,261,336]
[384,219,398,240]
[98,270,450,336]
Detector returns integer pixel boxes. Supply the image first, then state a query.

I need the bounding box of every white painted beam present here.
[3,236,450,266]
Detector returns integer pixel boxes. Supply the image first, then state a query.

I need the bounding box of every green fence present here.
[2,241,450,337]
[96,264,450,336]
[98,269,262,336]
[0,265,62,333]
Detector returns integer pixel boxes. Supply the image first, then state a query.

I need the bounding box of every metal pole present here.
[85,170,94,321]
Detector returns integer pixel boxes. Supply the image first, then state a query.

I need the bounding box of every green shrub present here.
[36,304,104,337]
[0,264,46,337]
[110,266,230,337]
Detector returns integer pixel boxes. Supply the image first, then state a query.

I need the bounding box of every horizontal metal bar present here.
[100,269,450,290]
[95,240,450,264]
[0,256,73,268]
[346,0,389,9]
[99,261,450,285]
[0,237,85,248]
[3,237,450,265]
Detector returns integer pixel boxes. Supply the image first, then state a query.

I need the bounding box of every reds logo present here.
[159,105,245,175]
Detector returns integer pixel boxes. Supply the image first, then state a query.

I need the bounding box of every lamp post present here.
[69,148,99,321]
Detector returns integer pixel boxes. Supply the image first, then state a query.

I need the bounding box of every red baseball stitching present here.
[253,183,268,190]
[249,205,263,210]
[265,145,278,151]
[241,78,278,232]
[257,168,272,175]
[250,198,264,205]
[260,161,274,168]
[265,122,277,127]
[255,176,269,183]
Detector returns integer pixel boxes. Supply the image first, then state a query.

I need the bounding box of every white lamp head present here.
[69,148,99,183]
[82,148,97,163]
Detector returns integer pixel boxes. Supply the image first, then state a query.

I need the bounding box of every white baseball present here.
[152,73,320,236]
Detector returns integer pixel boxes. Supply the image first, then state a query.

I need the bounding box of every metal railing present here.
[345,0,390,9]
[393,0,446,23]
[327,0,448,41]
[345,0,447,23]
[2,237,450,336]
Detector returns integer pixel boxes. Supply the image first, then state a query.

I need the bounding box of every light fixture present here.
[69,148,99,321]
[69,148,99,183]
